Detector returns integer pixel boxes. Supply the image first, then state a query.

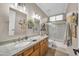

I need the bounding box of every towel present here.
[64,22,72,46]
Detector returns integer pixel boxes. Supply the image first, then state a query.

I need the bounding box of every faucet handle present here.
[25,36,28,39]
[17,37,21,41]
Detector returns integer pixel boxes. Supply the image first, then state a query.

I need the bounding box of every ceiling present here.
[36,3,68,17]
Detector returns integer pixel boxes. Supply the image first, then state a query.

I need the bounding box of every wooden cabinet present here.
[15,53,23,56]
[15,37,48,56]
[44,38,48,52]
[33,43,40,50]
[40,44,45,56]
[31,43,40,56]
[31,48,40,56]
[40,38,48,56]
[23,47,33,56]
[0,4,9,15]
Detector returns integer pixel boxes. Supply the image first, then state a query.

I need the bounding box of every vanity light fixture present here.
[23,6,26,11]
[15,3,18,7]
[32,12,36,19]
[32,13,41,20]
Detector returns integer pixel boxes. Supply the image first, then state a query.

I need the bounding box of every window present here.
[49,16,55,21]
[56,15,63,21]
[49,14,63,21]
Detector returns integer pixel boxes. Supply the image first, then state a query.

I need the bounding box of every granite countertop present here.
[0,35,48,56]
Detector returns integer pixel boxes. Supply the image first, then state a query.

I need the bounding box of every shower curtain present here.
[64,22,72,46]
[48,21,66,42]
[48,21,72,46]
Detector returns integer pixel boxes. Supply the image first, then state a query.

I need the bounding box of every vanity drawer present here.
[23,47,33,56]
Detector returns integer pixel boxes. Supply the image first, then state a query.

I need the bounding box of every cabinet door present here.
[45,39,48,52]
[40,44,46,56]
[23,47,33,56]
[31,48,40,56]
[15,51,23,56]
[40,39,48,56]
[33,43,40,50]
[16,53,23,56]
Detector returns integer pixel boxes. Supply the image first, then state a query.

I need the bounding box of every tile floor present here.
[45,48,69,56]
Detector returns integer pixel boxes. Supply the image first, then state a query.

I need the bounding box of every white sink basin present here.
[15,42,31,48]
[27,36,41,41]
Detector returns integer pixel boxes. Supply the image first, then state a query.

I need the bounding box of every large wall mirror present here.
[27,16,40,36]
[0,3,41,42]
[9,9,27,36]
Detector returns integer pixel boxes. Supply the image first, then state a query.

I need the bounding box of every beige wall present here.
[0,16,9,41]
[25,3,48,19]
[66,3,78,13]
[78,3,79,48]
[0,4,9,41]
[0,3,9,15]
[66,3,78,48]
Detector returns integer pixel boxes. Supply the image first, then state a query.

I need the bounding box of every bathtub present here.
[48,39,67,48]
[48,39,69,55]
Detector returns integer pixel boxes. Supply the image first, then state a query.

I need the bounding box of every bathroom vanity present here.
[0,35,48,56]
[15,36,48,56]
